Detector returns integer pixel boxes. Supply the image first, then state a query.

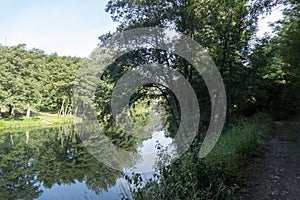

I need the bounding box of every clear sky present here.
[0,0,116,57]
[0,1,283,58]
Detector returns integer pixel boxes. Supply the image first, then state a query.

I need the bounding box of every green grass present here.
[205,113,274,181]
[0,112,81,130]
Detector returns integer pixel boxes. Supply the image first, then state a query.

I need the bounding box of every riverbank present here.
[126,113,275,199]
[205,113,274,182]
[0,112,81,130]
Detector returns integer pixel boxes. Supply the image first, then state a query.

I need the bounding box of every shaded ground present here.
[241,122,300,200]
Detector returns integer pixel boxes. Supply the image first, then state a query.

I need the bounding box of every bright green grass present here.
[0,112,81,130]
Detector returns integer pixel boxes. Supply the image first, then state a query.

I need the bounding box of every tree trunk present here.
[26,101,31,118]
[64,103,68,116]
[59,95,66,115]
[11,106,15,118]
[9,105,12,116]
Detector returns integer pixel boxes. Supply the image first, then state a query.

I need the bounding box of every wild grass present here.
[205,113,274,181]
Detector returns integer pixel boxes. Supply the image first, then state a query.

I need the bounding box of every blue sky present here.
[0,1,283,58]
[0,0,116,57]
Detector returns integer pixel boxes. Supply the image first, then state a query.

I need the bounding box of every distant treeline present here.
[0,44,84,118]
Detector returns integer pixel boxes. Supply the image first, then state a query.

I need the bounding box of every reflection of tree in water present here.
[0,126,123,199]
[0,134,42,200]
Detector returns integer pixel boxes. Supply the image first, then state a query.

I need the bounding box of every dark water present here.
[0,125,172,199]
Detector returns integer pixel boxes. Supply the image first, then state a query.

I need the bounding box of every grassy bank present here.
[0,112,81,130]
[127,113,274,199]
[205,113,274,182]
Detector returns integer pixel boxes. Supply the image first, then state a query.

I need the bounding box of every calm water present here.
[0,125,173,199]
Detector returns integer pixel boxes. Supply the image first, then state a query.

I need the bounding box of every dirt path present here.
[241,122,300,200]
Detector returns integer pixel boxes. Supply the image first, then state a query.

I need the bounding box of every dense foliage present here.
[0,0,298,198]
[100,0,299,199]
[0,45,84,118]
[102,0,299,122]
[249,0,300,119]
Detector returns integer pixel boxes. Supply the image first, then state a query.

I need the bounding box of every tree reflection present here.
[0,126,123,199]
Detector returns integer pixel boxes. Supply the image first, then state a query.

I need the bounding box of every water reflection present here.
[0,125,173,199]
[0,126,122,199]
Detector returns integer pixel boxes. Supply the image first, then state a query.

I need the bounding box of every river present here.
[0,124,174,199]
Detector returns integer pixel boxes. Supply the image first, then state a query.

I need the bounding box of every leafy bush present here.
[125,153,234,200]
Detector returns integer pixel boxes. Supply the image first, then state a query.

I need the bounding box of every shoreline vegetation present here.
[127,113,275,199]
[0,112,81,131]
[204,113,274,182]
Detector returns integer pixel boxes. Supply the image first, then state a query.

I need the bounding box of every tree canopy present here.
[0,45,84,118]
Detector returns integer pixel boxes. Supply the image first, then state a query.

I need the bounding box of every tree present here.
[0,44,83,117]
[248,0,300,119]
[105,0,279,123]
[42,55,83,115]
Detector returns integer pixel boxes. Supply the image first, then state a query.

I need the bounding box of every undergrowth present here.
[123,113,274,200]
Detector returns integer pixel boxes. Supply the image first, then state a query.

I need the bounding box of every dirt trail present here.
[241,122,300,200]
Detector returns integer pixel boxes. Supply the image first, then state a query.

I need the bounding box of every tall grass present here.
[205,113,274,181]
